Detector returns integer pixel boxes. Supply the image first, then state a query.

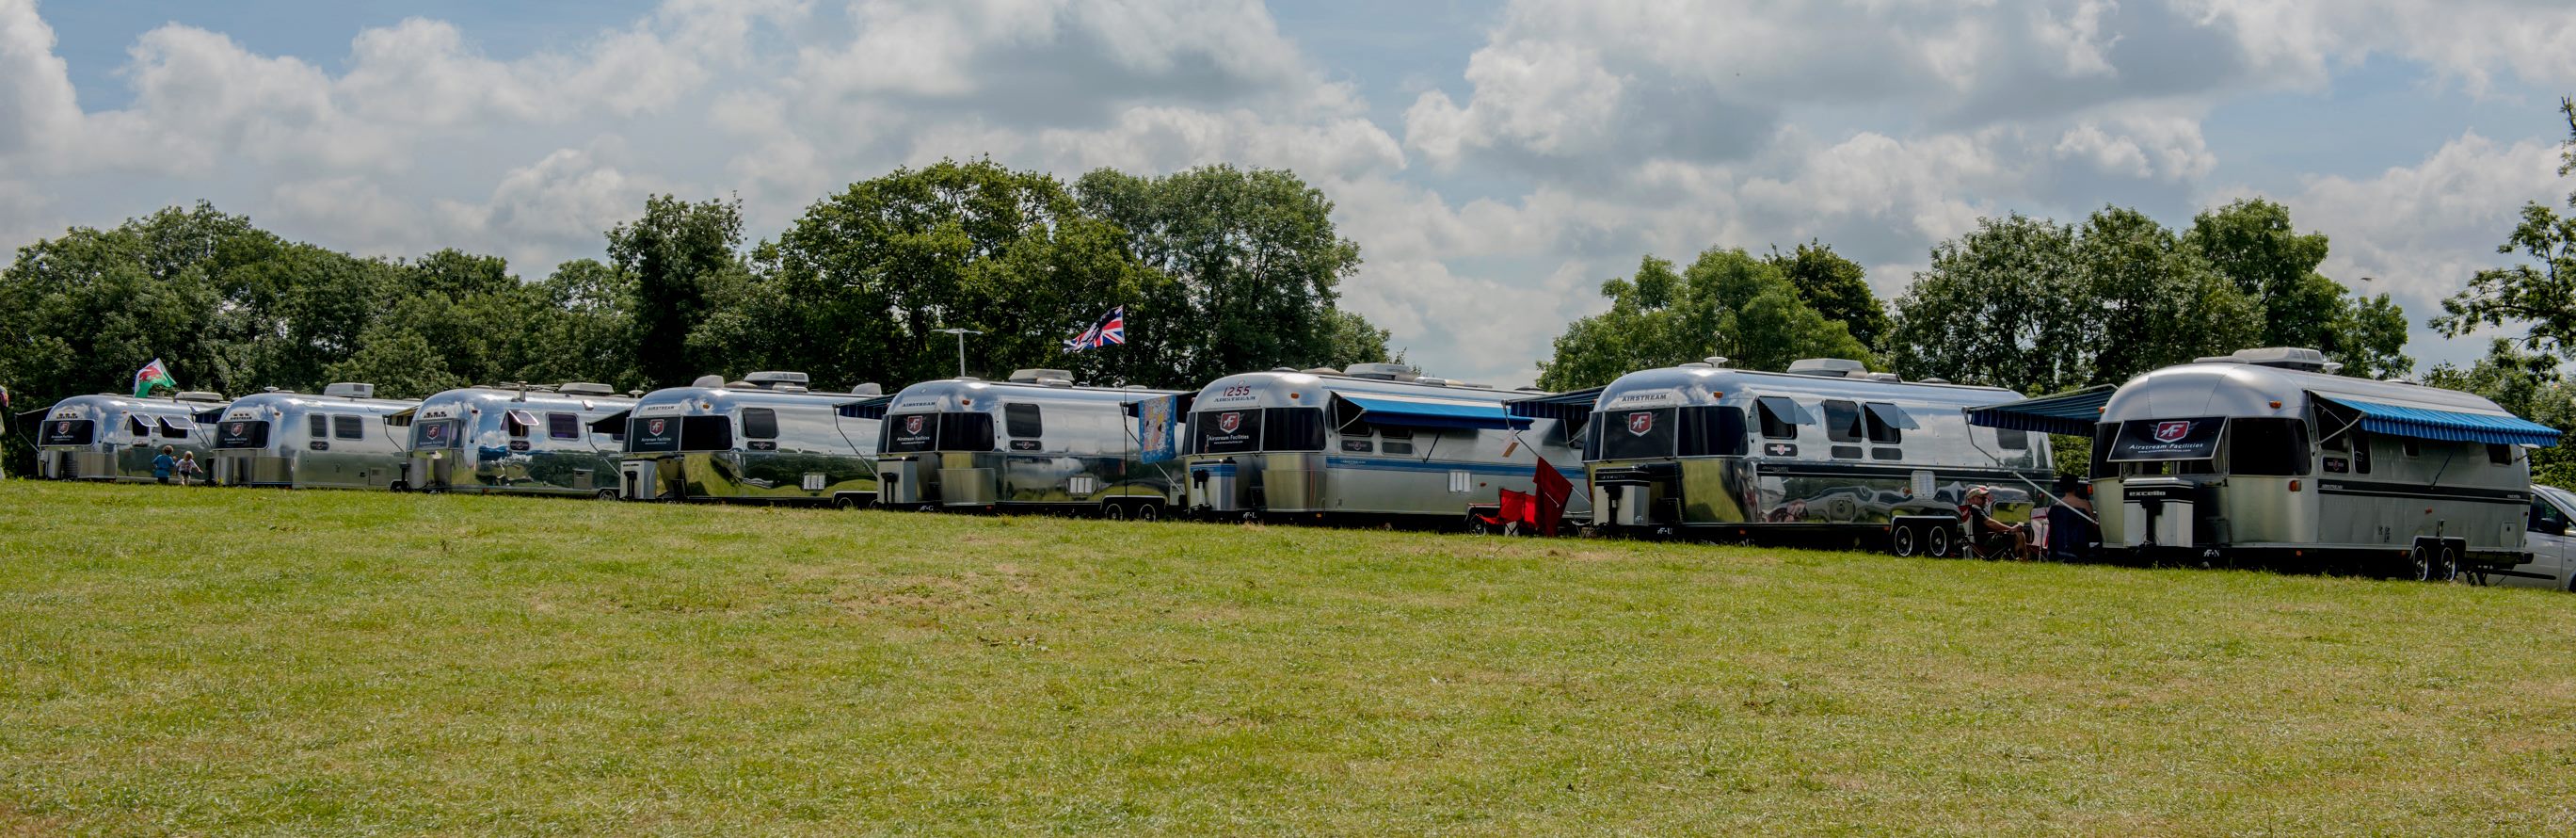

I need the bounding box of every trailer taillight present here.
[2288,479,2300,492]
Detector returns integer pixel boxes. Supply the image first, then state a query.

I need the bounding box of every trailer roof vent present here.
[322,382,376,398]
[1302,367,1341,375]
[1272,366,1299,373]
[1007,368,1076,387]
[1704,356,1731,367]
[850,383,883,396]
[1785,358,1868,379]
[1345,363,1419,381]
[1678,362,1714,369]
[1919,377,1951,384]
[1868,373,1901,383]
[2200,346,2331,371]
[174,391,226,403]
[556,382,615,396]
[1415,377,1451,387]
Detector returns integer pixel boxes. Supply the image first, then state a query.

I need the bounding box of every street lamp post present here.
[935,328,981,378]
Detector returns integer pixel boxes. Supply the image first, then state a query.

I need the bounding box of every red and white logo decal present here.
[648,419,667,436]
[424,425,444,440]
[1627,411,1655,436]
[56,420,71,434]
[2153,420,2191,443]
[1218,411,1242,434]
[904,415,925,435]
[228,422,245,435]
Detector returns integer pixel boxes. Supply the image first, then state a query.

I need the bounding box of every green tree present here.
[1885,215,2093,395]
[2185,198,2411,376]
[1535,249,1871,391]
[2076,206,2262,385]
[609,195,744,388]
[1075,165,1377,384]
[2422,339,2576,487]
[1765,240,1890,349]
[2436,97,2576,361]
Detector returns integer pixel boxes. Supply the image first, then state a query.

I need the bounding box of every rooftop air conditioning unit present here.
[174,391,226,403]
[744,371,810,391]
[851,383,884,396]
[1302,367,1342,375]
[691,375,726,388]
[2198,346,2330,372]
[322,382,376,398]
[1784,358,1868,379]
[1008,368,1076,387]
[1345,363,1418,381]
[557,382,616,396]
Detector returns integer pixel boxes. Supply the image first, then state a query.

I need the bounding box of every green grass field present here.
[2,481,2573,835]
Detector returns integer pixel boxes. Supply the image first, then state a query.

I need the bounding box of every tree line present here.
[0,160,1393,473]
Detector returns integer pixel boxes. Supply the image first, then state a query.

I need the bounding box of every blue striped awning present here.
[1965,385,2114,437]
[2314,394,2561,447]
[1336,393,1528,430]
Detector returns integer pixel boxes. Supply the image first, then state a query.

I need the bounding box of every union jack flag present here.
[1064,305,1127,351]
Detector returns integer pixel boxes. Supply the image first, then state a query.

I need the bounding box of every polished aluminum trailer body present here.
[33,392,229,481]
[402,385,637,497]
[208,385,420,490]
[2072,350,2546,571]
[615,374,885,505]
[1554,360,2049,549]
[875,372,1188,515]
[1182,365,1591,523]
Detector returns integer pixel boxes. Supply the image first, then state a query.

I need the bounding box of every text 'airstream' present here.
[33,391,229,481]
[1527,358,2052,553]
[1971,347,2561,577]
[208,383,420,490]
[1184,363,1591,526]
[615,372,887,506]
[876,369,1189,518]
[402,383,637,498]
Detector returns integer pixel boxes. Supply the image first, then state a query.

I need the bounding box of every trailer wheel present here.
[1135,504,1160,523]
[2408,544,2434,582]
[597,489,619,501]
[1101,502,1127,522]
[1891,525,1919,557]
[389,480,409,493]
[1466,515,1492,536]
[1926,524,1953,558]
[2436,543,2462,583]
[831,494,860,510]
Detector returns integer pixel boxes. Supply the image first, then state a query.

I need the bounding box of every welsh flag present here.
[133,358,176,398]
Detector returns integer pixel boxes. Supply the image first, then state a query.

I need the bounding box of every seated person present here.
[2045,475,2097,561]
[1959,486,2035,560]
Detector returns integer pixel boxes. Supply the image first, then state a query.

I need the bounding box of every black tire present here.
[2408,544,2434,582]
[1926,524,1952,558]
[598,489,619,501]
[1135,504,1160,523]
[1467,516,1492,536]
[832,494,859,510]
[2437,543,2462,583]
[1102,502,1127,522]
[1891,524,1918,557]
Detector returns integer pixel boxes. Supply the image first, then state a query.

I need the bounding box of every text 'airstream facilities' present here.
[208,383,420,490]
[1522,358,2052,553]
[1970,347,2562,577]
[33,391,230,481]
[876,370,1190,518]
[614,372,888,506]
[1184,363,1591,525]
[401,383,638,498]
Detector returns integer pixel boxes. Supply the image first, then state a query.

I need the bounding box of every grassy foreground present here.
[1,482,2572,836]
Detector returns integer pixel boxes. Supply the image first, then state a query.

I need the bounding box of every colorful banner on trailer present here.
[1135,394,1180,463]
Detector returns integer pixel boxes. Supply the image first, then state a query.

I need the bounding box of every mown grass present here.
[1,480,2573,836]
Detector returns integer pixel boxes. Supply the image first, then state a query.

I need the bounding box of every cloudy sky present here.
[4,0,2573,386]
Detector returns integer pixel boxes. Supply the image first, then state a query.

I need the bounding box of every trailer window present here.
[2400,437,2421,458]
[126,414,152,437]
[1678,406,1749,457]
[40,418,95,446]
[332,415,363,441]
[505,411,536,438]
[679,415,734,452]
[2489,444,2516,466]
[1755,396,1805,440]
[1004,403,1043,439]
[309,414,329,439]
[547,412,582,441]
[1596,408,1676,460]
[1822,400,1863,443]
[1378,425,1415,455]
[413,419,462,449]
[2226,418,2308,476]
[1995,428,2028,450]
[1262,408,1326,452]
[741,408,778,441]
[2089,424,2115,479]
[938,412,997,452]
[2351,429,2372,475]
[1863,403,1908,444]
[158,416,192,439]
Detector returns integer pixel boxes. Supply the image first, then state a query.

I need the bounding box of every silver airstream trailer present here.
[612,372,888,506]
[1969,347,2560,578]
[1182,363,1592,525]
[874,369,1190,518]
[1517,358,2051,553]
[207,383,420,490]
[33,391,230,481]
[399,383,638,498]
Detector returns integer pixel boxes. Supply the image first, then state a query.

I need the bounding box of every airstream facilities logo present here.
[1627,411,1655,436]
[228,422,245,435]
[648,419,667,436]
[2154,420,2192,443]
[424,425,445,442]
[904,415,925,435]
[1218,411,1243,434]
[56,420,72,435]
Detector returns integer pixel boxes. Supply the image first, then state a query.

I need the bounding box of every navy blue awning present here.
[1505,387,1603,424]
[2313,394,2560,447]
[1966,385,2113,436]
[836,395,897,420]
[1336,393,1528,430]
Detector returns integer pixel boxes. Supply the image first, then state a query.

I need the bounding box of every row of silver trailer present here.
[23,346,2570,583]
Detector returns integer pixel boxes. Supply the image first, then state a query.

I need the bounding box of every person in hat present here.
[1960,485,2035,560]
